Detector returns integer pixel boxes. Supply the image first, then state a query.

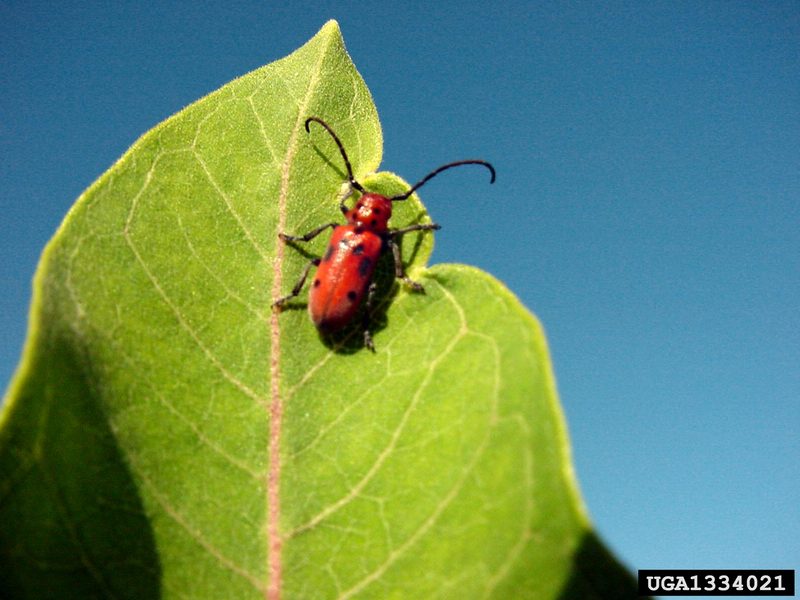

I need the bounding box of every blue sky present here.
[2,1,798,591]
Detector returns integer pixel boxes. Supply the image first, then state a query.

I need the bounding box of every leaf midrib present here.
[267,26,334,600]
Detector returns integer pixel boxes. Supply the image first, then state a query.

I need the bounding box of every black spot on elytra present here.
[353,244,365,255]
[347,290,358,301]
[313,279,321,287]
[358,257,372,277]
[354,226,364,234]
[373,207,381,214]
[370,219,377,226]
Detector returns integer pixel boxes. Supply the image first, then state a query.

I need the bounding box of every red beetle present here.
[273,117,495,350]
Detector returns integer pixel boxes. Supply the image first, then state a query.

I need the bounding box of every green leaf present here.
[0,21,641,599]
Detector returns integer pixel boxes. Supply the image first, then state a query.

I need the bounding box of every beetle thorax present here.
[345,193,393,233]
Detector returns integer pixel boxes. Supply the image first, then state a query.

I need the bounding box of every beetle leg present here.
[387,223,440,292]
[389,223,441,237]
[278,222,337,243]
[339,186,354,214]
[362,281,378,352]
[272,258,321,308]
[388,237,425,292]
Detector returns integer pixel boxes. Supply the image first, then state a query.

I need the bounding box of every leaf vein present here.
[246,95,281,169]
[123,449,266,593]
[189,149,270,263]
[482,412,535,598]
[268,27,337,600]
[171,207,269,323]
[287,281,470,539]
[336,283,502,599]
[123,160,264,404]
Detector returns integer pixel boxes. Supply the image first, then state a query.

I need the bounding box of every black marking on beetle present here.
[353,244,365,255]
[323,246,334,261]
[358,257,372,277]
[370,219,377,226]
[313,279,321,287]
[347,290,358,301]
[354,226,364,234]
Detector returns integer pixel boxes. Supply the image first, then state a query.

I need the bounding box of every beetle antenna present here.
[390,160,496,201]
[305,117,366,193]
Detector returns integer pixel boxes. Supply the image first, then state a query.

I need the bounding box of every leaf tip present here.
[319,19,342,37]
